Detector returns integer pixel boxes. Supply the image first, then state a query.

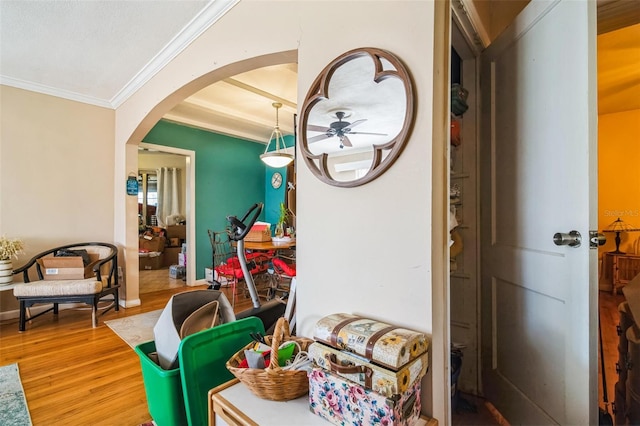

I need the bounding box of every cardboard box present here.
[139,236,166,253]
[166,225,186,240]
[245,223,271,242]
[139,254,164,270]
[38,255,100,280]
[162,247,181,267]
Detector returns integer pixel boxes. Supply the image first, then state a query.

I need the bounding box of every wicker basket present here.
[226,317,314,401]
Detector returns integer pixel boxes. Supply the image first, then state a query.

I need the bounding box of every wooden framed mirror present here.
[299,47,414,187]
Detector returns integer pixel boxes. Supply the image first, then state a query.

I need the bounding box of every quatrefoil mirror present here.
[300,47,414,187]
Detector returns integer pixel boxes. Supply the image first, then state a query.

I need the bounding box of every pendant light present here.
[260,102,294,168]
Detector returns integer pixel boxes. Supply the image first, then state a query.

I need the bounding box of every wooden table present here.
[240,240,296,251]
[208,379,438,426]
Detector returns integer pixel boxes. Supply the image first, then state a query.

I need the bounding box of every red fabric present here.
[273,257,296,277]
[215,253,271,279]
[451,119,461,146]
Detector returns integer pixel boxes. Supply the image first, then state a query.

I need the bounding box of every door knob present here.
[590,231,606,249]
[553,231,581,247]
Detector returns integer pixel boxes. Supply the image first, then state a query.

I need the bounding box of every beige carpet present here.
[105,310,162,349]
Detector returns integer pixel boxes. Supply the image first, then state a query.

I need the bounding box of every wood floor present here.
[599,288,627,415]
[0,270,626,425]
[0,269,257,426]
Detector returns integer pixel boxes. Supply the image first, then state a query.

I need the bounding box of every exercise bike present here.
[211,202,287,333]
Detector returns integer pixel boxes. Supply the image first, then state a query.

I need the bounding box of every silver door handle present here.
[590,231,606,249]
[553,230,581,247]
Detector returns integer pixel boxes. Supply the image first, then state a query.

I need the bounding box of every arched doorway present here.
[119,50,298,306]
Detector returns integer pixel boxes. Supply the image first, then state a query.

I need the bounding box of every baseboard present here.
[122,298,141,308]
[599,282,613,292]
[0,308,22,321]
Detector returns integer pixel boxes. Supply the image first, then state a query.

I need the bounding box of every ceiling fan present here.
[307,111,387,149]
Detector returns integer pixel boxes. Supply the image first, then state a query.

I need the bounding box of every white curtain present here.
[156,167,181,228]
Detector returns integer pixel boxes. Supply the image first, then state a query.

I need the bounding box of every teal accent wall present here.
[143,120,267,279]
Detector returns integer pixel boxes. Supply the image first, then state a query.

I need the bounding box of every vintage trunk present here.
[308,367,422,426]
[308,341,428,398]
[313,313,429,370]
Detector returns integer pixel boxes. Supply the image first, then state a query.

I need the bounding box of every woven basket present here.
[226,317,314,401]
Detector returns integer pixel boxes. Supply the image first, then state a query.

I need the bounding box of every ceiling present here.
[0,0,638,147]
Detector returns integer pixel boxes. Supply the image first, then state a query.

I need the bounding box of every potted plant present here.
[275,203,289,238]
[0,236,24,285]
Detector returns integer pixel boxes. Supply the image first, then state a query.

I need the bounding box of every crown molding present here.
[0,76,113,108]
[0,0,239,109]
[110,0,240,108]
[451,0,489,55]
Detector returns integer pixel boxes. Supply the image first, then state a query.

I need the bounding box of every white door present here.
[479,1,598,425]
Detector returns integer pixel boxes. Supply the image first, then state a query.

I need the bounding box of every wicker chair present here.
[12,242,119,331]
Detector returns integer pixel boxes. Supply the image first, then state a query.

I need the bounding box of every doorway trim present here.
[138,142,196,287]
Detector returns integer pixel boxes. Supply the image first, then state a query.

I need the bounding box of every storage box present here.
[38,255,101,280]
[169,265,186,279]
[166,225,186,240]
[308,342,428,397]
[308,367,422,426]
[205,267,230,286]
[140,254,164,270]
[245,223,271,242]
[205,267,214,283]
[162,247,181,267]
[139,236,166,253]
[313,313,430,370]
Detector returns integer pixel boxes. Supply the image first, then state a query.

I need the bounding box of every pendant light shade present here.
[261,102,294,168]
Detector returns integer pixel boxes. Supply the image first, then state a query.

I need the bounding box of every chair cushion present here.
[13,278,104,297]
[273,258,296,277]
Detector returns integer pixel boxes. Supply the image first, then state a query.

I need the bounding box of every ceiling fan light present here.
[260,152,294,168]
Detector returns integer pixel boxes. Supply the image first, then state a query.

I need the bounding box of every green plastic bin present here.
[135,316,264,426]
[135,340,186,426]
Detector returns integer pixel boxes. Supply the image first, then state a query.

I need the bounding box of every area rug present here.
[105,310,162,349]
[0,363,32,426]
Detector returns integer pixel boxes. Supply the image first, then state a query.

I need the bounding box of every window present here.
[138,172,158,226]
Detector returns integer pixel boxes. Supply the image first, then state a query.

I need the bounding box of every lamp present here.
[603,217,640,254]
[260,102,294,168]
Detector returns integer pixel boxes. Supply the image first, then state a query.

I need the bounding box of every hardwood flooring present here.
[0,271,256,426]
[0,272,626,425]
[599,289,627,415]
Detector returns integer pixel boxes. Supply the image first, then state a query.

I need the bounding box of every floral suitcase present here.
[313,313,429,370]
[308,341,428,398]
[309,367,422,426]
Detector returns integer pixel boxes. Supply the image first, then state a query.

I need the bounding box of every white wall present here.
[115,1,445,420]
